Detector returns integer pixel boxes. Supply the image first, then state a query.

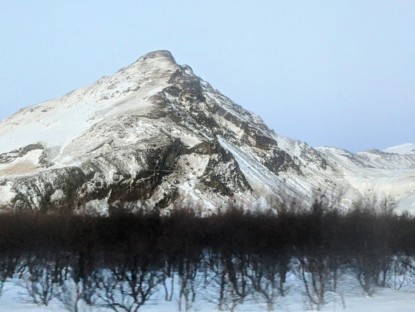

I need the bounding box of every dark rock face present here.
[197,141,252,196]
[265,150,300,174]
[9,167,86,212]
[160,64,302,177]
[78,138,186,206]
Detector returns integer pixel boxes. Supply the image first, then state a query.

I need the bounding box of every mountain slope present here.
[0,50,414,213]
[384,143,415,155]
[318,146,415,211]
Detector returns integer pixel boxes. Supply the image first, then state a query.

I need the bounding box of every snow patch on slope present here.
[318,146,415,213]
[0,181,16,207]
[384,143,415,155]
[0,51,179,158]
[0,149,44,177]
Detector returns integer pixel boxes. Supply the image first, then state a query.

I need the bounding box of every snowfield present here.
[0,265,415,311]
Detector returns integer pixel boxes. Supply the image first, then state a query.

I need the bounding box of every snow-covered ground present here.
[0,270,414,311]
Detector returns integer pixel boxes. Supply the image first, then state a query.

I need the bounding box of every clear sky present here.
[0,1,414,152]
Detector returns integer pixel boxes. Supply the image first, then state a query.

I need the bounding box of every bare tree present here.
[59,279,84,312]
[20,255,59,306]
[93,260,162,312]
[177,258,199,312]
[247,254,289,311]
[297,254,339,310]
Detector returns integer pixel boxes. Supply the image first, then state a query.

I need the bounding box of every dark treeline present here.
[0,198,415,256]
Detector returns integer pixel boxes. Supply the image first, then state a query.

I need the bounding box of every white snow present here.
[1,269,415,311]
[0,51,179,162]
[318,146,415,212]
[0,181,16,206]
[50,189,65,202]
[218,137,307,201]
[384,143,415,155]
[0,149,43,177]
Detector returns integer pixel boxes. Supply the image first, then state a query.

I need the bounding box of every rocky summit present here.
[0,51,415,214]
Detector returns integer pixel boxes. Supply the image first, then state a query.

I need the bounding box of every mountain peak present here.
[137,50,176,64]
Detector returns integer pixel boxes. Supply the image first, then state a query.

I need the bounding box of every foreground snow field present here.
[0,256,414,312]
[0,276,414,311]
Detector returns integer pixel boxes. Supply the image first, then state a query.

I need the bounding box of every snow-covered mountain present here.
[0,50,414,213]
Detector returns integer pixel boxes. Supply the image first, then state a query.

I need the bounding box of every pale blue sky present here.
[1,1,414,152]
